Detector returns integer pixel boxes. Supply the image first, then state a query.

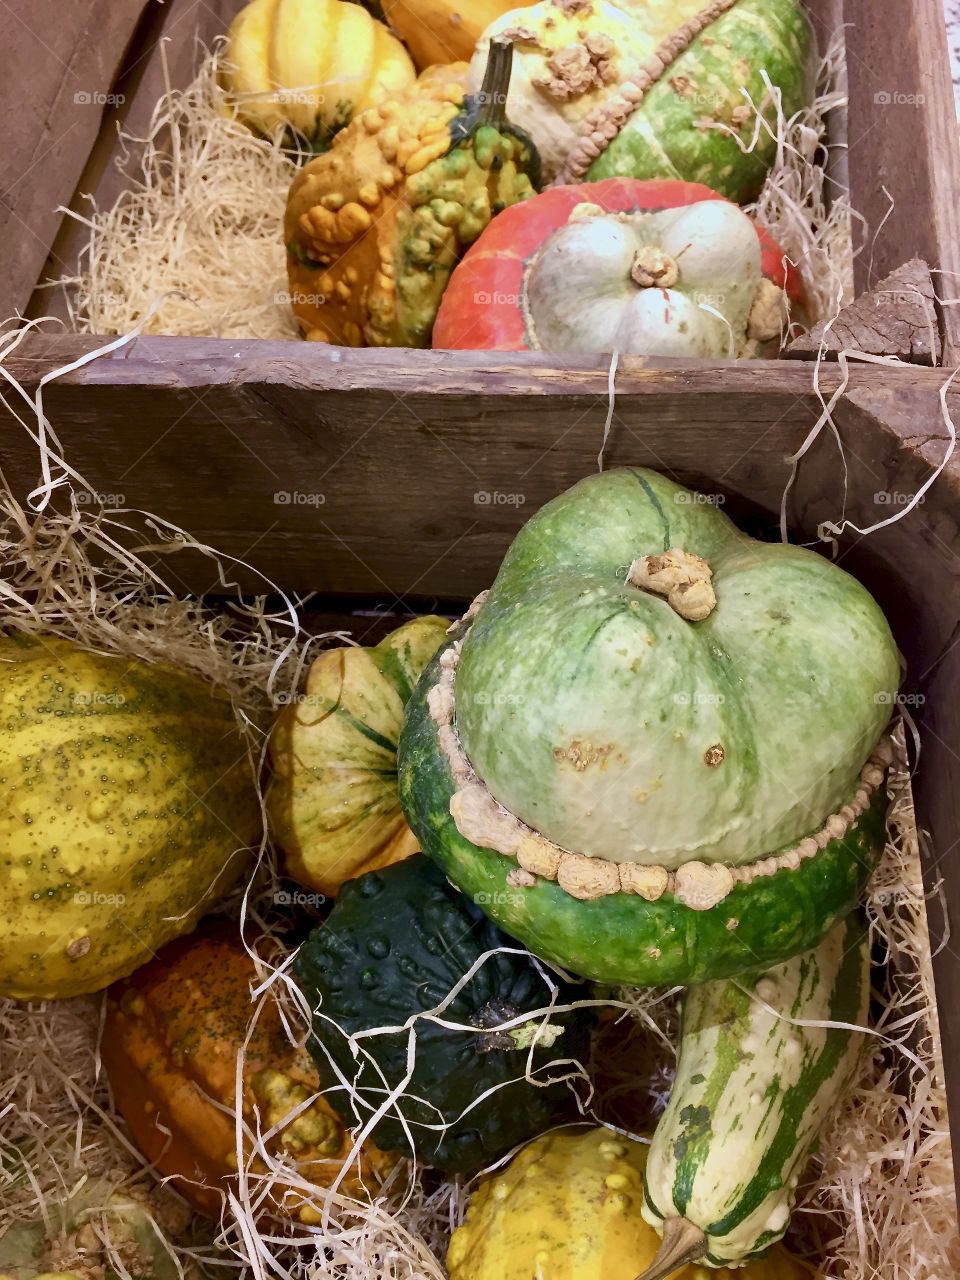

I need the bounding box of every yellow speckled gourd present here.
[268,616,448,895]
[0,634,260,1001]
[284,41,540,346]
[447,1127,822,1280]
[224,0,416,146]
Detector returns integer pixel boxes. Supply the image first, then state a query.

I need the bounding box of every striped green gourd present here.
[586,0,814,201]
[398,467,898,986]
[469,0,814,201]
[638,913,869,1275]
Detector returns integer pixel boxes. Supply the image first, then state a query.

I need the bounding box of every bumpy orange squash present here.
[284,43,539,346]
[103,925,397,1219]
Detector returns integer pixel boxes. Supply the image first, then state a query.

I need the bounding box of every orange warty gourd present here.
[103,926,397,1219]
[284,43,540,346]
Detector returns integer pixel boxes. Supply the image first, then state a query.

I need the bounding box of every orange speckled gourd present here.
[447,1127,822,1280]
[284,43,540,346]
[103,925,397,1219]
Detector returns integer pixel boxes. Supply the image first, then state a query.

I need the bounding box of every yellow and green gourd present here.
[0,634,260,1000]
[447,1126,821,1280]
[284,42,541,346]
[267,616,448,895]
[469,0,813,199]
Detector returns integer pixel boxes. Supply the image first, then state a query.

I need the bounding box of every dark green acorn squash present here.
[294,855,592,1172]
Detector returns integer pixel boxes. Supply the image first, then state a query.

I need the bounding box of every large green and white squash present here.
[638,913,870,1275]
[469,0,813,199]
[399,468,899,985]
[0,634,260,1000]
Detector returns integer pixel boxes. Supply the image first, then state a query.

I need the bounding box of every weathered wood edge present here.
[5,331,960,396]
[843,0,960,364]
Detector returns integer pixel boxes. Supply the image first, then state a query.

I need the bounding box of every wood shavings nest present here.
[60,30,854,341]
[0,329,957,1280]
[56,44,299,340]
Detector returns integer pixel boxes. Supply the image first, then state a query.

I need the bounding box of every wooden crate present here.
[3,0,960,1202]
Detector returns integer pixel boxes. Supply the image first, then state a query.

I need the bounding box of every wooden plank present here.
[0,0,151,322]
[843,0,960,363]
[32,0,244,323]
[1,336,956,617]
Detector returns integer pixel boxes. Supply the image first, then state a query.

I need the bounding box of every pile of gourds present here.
[219,0,818,356]
[2,464,901,1279]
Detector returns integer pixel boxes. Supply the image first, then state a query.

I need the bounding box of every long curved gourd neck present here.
[474,38,513,129]
[634,1217,707,1280]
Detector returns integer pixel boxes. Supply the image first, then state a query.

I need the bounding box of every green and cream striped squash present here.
[469,0,813,199]
[640,913,869,1272]
[398,468,898,985]
[0,634,260,1000]
[268,616,448,896]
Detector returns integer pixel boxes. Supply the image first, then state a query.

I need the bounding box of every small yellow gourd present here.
[267,616,449,894]
[224,0,416,145]
[447,1127,822,1280]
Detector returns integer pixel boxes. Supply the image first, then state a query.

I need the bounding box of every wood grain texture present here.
[786,258,941,364]
[33,0,245,322]
[0,0,151,322]
[843,0,960,363]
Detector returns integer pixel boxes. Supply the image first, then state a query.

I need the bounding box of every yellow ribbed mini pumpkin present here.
[447,1127,822,1280]
[267,617,448,895]
[224,0,416,146]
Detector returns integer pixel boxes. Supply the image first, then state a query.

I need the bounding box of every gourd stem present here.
[475,39,513,129]
[633,1217,707,1280]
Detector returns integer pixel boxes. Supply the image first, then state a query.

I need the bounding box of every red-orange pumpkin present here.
[432,177,804,358]
[103,924,397,1219]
